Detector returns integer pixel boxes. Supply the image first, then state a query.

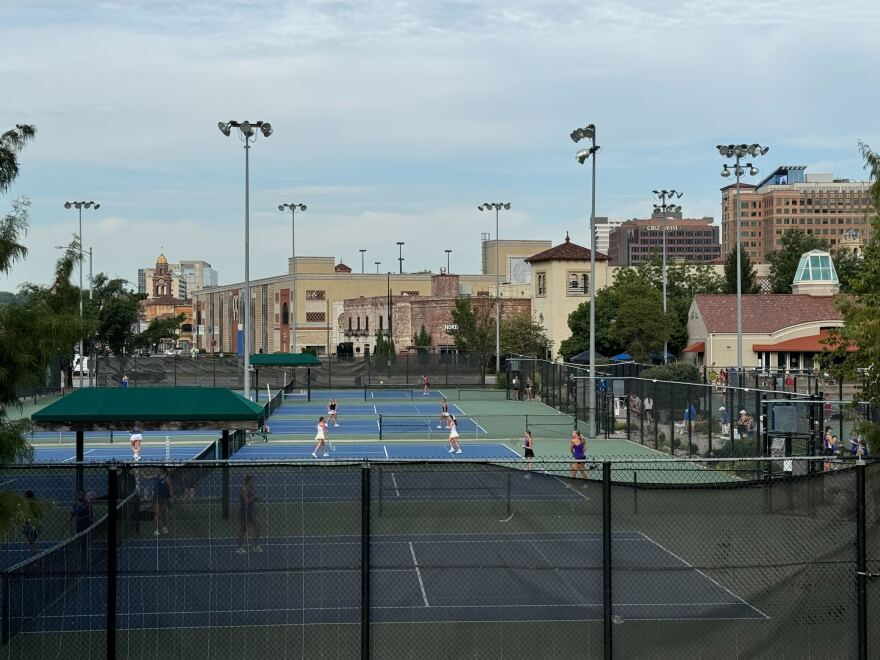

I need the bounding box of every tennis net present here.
[2,486,138,642]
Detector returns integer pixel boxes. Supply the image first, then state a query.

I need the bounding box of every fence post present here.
[361,464,371,660]
[669,382,676,456]
[221,430,230,520]
[174,355,177,387]
[378,415,383,441]
[602,462,613,660]
[856,461,867,660]
[106,466,118,659]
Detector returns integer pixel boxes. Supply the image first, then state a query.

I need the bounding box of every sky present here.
[2,0,879,290]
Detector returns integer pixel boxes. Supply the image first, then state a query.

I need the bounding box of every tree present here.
[559,270,673,361]
[137,314,186,353]
[820,142,880,451]
[767,230,827,293]
[413,324,432,348]
[612,284,669,362]
[88,274,144,357]
[500,313,552,358]
[373,330,395,357]
[450,298,495,382]
[0,125,36,194]
[722,248,760,294]
[833,247,865,293]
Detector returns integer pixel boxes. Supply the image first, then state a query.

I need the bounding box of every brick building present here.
[720,165,872,262]
[606,217,721,266]
[340,274,531,356]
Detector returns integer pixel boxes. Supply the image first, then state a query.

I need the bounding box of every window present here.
[281,303,289,325]
[306,290,326,300]
[379,315,384,330]
[305,312,326,323]
[537,272,547,296]
[567,271,588,295]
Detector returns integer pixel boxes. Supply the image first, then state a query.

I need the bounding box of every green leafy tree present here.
[612,283,670,362]
[500,313,552,358]
[450,297,495,382]
[722,248,760,294]
[767,230,828,293]
[413,324,432,348]
[833,247,865,293]
[137,314,186,352]
[87,275,144,355]
[820,142,880,451]
[0,125,36,194]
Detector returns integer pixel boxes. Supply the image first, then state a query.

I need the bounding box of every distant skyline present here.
[2,0,879,289]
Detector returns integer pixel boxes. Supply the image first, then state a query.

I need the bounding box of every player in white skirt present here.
[312,416,330,458]
[446,414,462,454]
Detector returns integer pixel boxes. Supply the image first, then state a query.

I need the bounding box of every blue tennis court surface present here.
[11,531,765,634]
[284,388,502,401]
[274,403,467,416]
[267,417,486,436]
[233,441,518,460]
[30,444,216,464]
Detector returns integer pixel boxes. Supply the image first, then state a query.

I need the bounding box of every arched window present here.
[282,303,289,325]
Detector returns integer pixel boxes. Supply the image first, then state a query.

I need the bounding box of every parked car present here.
[138,348,150,357]
[163,348,182,356]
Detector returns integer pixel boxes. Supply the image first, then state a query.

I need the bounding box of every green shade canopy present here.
[249,353,321,367]
[32,387,265,431]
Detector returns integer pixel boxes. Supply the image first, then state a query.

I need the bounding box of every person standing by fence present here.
[522,431,534,477]
[236,475,262,554]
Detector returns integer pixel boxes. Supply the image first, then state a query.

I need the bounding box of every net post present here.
[602,461,612,660]
[364,383,368,402]
[506,468,511,518]
[361,464,371,660]
[107,465,118,659]
[307,368,312,402]
[221,430,230,520]
[76,430,84,497]
[856,461,867,660]
[632,470,637,515]
[378,414,383,441]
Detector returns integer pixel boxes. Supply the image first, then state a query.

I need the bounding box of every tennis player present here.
[152,468,173,536]
[236,475,262,554]
[422,374,431,396]
[129,428,142,461]
[522,430,535,477]
[447,414,462,454]
[437,398,451,428]
[569,430,589,483]
[327,398,340,427]
[312,416,330,458]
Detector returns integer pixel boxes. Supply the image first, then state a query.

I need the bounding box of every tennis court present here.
[3,459,873,659]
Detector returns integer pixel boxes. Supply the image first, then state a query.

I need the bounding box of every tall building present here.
[178,260,218,298]
[606,217,721,265]
[594,217,626,255]
[720,165,872,262]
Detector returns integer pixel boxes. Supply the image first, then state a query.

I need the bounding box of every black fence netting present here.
[1,458,877,659]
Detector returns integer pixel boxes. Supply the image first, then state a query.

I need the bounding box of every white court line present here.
[383,445,389,459]
[62,449,96,462]
[373,405,378,415]
[0,478,18,487]
[391,472,400,497]
[637,532,769,619]
[409,542,430,607]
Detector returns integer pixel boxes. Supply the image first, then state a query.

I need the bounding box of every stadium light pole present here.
[278,202,306,354]
[650,191,683,365]
[359,249,367,274]
[64,201,100,389]
[651,189,683,217]
[478,203,511,376]
[375,261,381,274]
[717,143,769,376]
[445,249,452,274]
[397,242,405,274]
[218,120,273,398]
[571,123,599,438]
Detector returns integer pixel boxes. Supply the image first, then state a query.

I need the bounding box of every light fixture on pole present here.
[445,249,452,274]
[64,201,100,389]
[359,249,367,274]
[218,119,273,398]
[571,122,600,438]
[659,222,672,364]
[652,189,683,218]
[717,143,768,377]
[396,242,405,274]
[278,202,306,354]
[375,261,381,274]
[478,202,511,376]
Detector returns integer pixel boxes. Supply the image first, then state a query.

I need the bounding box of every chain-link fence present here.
[94,352,492,392]
[2,457,878,659]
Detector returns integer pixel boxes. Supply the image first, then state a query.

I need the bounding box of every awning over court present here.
[32,387,265,432]
[249,353,321,367]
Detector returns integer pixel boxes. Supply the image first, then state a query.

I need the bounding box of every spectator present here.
[850,433,868,459]
[20,491,40,555]
[682,403,697,432]
[719,406,731,435]
[737,410,755,440]
[785,372,795,389]
[121,374,129,388]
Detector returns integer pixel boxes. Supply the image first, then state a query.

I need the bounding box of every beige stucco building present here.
[525,233,613,360]
[684,251,846,370]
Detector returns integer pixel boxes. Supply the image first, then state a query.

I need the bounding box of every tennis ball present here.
[380,380,384,384]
